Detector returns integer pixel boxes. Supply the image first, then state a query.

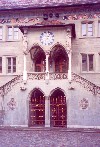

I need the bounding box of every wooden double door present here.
[29,95,45,127]
[29,90,67,127]
[50,96,67,127]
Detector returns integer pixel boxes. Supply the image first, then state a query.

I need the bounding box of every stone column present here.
[23,53,27,81]
[22,29,28,82]
[66,27,72,81]
[68,51,72,81]
[45,51,50,84]
[45,96,50,127]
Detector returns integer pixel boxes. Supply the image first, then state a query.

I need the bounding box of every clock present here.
[40,31,54,45]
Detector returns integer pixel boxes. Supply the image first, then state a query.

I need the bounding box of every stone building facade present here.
[0,0,100,129]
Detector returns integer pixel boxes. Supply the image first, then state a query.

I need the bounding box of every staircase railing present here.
[72,73,100,95]
[0,72,99,96]
[49,72,68,80]
[0,75,23,96]
[27,72,45,80]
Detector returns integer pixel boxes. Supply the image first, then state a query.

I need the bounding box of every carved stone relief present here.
[79,98,89,110]
[7,98,16,110]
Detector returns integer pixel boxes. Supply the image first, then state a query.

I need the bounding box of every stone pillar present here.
[66,27,72,81]
[68,51,72,81]
[23,54,27,81]
[45,96,50,127]
[45,51,50,84]
[22,29,28,82]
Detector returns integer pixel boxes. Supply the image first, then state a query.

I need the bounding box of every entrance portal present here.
[29,89,45,127]
[50,89,67,127]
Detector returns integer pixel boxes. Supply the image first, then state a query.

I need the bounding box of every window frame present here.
[81,21,93,37]
[7,26,19,41]
[81,53,94,72]
[6,56,17,74]
[0,26,3,41]
[0,57,2,73]
[98,22,100,37]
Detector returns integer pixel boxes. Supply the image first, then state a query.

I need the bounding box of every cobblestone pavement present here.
[0,128,100,147]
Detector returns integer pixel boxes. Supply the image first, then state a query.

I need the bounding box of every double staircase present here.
[0,72,100,96]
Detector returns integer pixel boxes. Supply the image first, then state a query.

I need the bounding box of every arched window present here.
[30,46,46,72]
[51,45,68,73]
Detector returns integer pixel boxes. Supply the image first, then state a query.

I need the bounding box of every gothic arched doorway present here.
[29,89,45,127]
[50,88,67,127]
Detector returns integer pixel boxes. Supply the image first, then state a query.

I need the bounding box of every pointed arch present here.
[50,43,69,73]
[49,87,66,98]
[29,88,45,127]
[50,87,67,127]
[30,44,46,72]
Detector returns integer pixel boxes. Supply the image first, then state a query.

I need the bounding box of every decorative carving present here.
[0,9,100,25]
[7,98,16,110]
[72,73,100,96]
[27,73,45,80]
[50,73,68,80]
[20,84,27,91]
[79,98,89,110]
[0,75,23,96]
[23,34,28,54]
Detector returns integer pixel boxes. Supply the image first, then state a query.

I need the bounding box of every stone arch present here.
[28,87,45,127]
[50,44,69,73]
[49,87,66,98]
[30,44,46,72]
[49,87,67,127]
[50,42,67,54]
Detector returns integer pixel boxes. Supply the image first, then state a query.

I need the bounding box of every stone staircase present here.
[0,72,100,96]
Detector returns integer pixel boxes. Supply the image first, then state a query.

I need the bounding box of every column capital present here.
[45,50,50,56]
[67,49,72,55]
[45,96,50,100]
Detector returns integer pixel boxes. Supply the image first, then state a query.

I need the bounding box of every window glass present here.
[88,23,93,36]
[8,27,19,40]
[7,57,16,73]
[82,22,93,36]
[81,54,94,72]
[0,27,3,40]
[14,27,19,40]
[0,57,2,73]
[8,27,13,40]
[82,54,87,71]
[82,24,86,36]
[13,57,16,73]
[99,22,100,36]
[7,57,11,73]
[88,54,94,71]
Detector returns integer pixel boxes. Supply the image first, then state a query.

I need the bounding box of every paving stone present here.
[0,129,100,147]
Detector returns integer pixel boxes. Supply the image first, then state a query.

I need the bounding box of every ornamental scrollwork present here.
[7,98,16,110]
[79,98,89,110]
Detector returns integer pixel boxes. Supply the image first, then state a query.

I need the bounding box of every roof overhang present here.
[19,23,76,38]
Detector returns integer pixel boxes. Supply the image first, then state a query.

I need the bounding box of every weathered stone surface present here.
[0,129,100,147]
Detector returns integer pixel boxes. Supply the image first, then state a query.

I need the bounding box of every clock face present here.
[40,31,54,46]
